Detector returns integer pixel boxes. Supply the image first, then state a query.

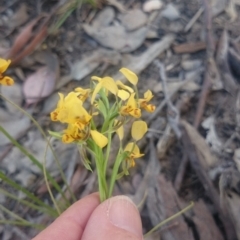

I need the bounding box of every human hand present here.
[33,193,143,240]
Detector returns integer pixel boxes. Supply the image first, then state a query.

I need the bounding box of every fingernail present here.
[108,196,142,238]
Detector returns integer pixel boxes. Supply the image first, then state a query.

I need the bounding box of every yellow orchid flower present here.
[120,93,141,118]
[138,90,156,113]
[50,92,91,129]
[119,68,138,85]
[62,124,87,143]
[0,58,14,86]
[90,130,108,148]
[131,121,148,141]
[91,76,118,104]
[124,142,144,167]
[75,87,90,102]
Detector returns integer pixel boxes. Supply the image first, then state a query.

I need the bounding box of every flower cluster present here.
[50,68,155,200]
[0,58,14,86]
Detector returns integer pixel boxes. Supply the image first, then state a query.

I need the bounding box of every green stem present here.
[144,202,194,238]
[0,125,70,207]
[103,121,113,177]
[0,171,53,211]
[0,220,44,230]
[0,189,57,217]
[88,140,107,201]
[108,151,126,198]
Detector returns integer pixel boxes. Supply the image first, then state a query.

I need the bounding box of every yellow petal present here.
[0,76,14,86]
[124,142,144,158]
[129,108,141,118]
[143,104,156,113]
[91,76,102,82]
[90,130,108,148]
[144,90,154,101]
[116,80,134,93]
[102,77,118,95]
[131,121,148,141]
[127,93,137,108]
[62,134,75,143]
[124,142,135,152]
[74,87,90,102]
[91,82,103,104]
[50,110,59,121]
[117,89,130,101]
[0,59,11,73]
[119,68,138,85]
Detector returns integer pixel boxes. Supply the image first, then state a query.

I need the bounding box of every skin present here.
[33,193,143,240]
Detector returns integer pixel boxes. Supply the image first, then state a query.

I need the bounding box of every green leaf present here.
[78,145,92,172]
[98,88,109,110]
[97,99,108,119]
[48,131,62,139]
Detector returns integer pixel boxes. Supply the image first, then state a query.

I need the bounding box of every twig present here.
[181,124,237,240]
[194,0,215,128]
[174,0,216,191]
[154,60,181,138]
[174,153,188,191]
[148,71,200,122]
[184,7,203,32]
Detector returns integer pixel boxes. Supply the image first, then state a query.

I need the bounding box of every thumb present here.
[81,195,143,240]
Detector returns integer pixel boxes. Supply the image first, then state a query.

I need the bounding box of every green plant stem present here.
[0,125,70,206]
[0,220,44,230]
[144,202,194,238]
[103,121,113,178]
[0,171,53,211]
[0,204,44,229]
[43,139,61,215]
[88,139,107,201]
[0,189,57,217]
[108,151,126,198]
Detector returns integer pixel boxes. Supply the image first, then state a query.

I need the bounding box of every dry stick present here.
[184,7,203,32]
[181,125,237,240]
[174,0,215,191]
[154,60,181,138]
[183,1,237,239]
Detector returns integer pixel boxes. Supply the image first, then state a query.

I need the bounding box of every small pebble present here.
[161,3,180,21]
[143,0,163,13]
[181,59,202,71]
[119,9,147,31]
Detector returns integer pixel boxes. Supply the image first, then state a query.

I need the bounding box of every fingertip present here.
[82,195,142,240]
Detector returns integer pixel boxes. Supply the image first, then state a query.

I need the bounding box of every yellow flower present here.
[50,92,91,130]
[0,58,14,86]
[119,68,138,85]
[91,76,118,104]
[131,121,148,141]
[139,90,156,112]
[120,93,141,118]
[75,87,90,102]
[124,142,144,167]
[90,130,108,148]
[62,124,87,143]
